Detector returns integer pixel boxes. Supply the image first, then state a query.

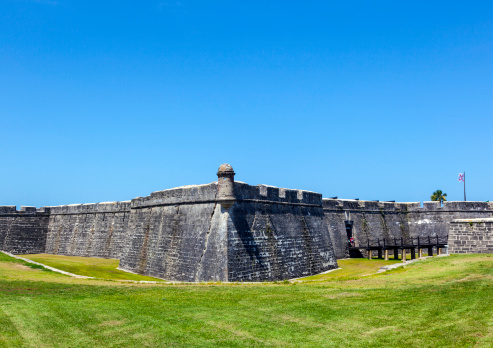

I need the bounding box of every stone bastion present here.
[0,164,338,282]
[1,164,492,281]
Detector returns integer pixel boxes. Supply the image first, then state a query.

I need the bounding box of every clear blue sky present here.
[1,1,492,208]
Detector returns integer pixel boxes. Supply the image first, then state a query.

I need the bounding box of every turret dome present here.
[217,163,234,174]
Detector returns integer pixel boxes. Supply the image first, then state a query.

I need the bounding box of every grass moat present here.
[0,252,491,347]
[18,254,164,282]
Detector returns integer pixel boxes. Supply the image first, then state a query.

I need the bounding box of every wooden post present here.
[418,248,423,258]
[378,248,382,259]
[438,247,442,255]
[394,248,399,260]
[368,250,372,260]
[384,249,389,261]
[402,248,407,261]
[428,246,433,256]
[411,248,416,259]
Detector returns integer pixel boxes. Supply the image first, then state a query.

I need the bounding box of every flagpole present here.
[464,171,466,201]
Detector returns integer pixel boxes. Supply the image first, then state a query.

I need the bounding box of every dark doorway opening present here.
[345,220,363,258]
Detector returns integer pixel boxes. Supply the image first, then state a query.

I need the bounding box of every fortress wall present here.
[448,218,493,254]
[407,201,493,240]
[3,162,491,279]
[118,182,337,282]
[0,206,50,254]
[322,199,493,259]
[45,201,131,259]
[118,183,221,281]
[227,183,336,281]
[0,173,338,282]
[323,200,414,259]
[321,200,347,260]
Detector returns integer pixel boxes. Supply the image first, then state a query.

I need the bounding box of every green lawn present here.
[0,252,492,347]
[301,258,401,282]
[19,254,164,282]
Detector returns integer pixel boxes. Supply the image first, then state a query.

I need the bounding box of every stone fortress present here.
[1,164,492,281]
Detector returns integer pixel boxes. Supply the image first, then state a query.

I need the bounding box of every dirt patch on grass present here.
[456,274,493,282]
[323,291,363,299]
[209,322,260,340]
[280,315,324,328]
[362,325,399,336]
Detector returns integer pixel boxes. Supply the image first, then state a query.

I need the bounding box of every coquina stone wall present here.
[1,164,492,281]
[118,181,337,282]
[45,201,131,259]
[0,206,50,254]
[448,218,493,254]
[0,167,338,282]
[118,183,224,281]
[228,183,334,281]
[323,199,493,259]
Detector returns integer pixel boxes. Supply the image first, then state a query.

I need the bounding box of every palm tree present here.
[431,190,447,205]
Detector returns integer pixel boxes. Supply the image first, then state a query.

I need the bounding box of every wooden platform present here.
[349,236,448,261]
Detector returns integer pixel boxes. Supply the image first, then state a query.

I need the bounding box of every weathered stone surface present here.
[228,201,335,281]
[323,199,493,259]
[0,207,50,254]
[119,198,222,281]
[448,218,493,254]
[118,181,337,281]
[2,164,492,280]
[45,201,131,259]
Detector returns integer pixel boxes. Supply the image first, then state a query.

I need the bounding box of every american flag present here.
[458,173,465,182]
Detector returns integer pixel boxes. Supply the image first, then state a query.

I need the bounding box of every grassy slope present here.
[301,258,401,281]
[0,253,491,347]
[19,254,164,281]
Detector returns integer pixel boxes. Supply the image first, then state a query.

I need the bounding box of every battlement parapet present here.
[322,199,343,210]
[322,199,359,210]
[443,201,492,210]
[48,201,131,214]
[322,199,421,212]
[363,201,383,210]
[0,206,18,213]
[235,182,322,206]
[0,205,51,214]
[131,182,323,209]
[131,182,218,208]
[400,202,422,211]
[322,198,493,213]
[422,201,442,210]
